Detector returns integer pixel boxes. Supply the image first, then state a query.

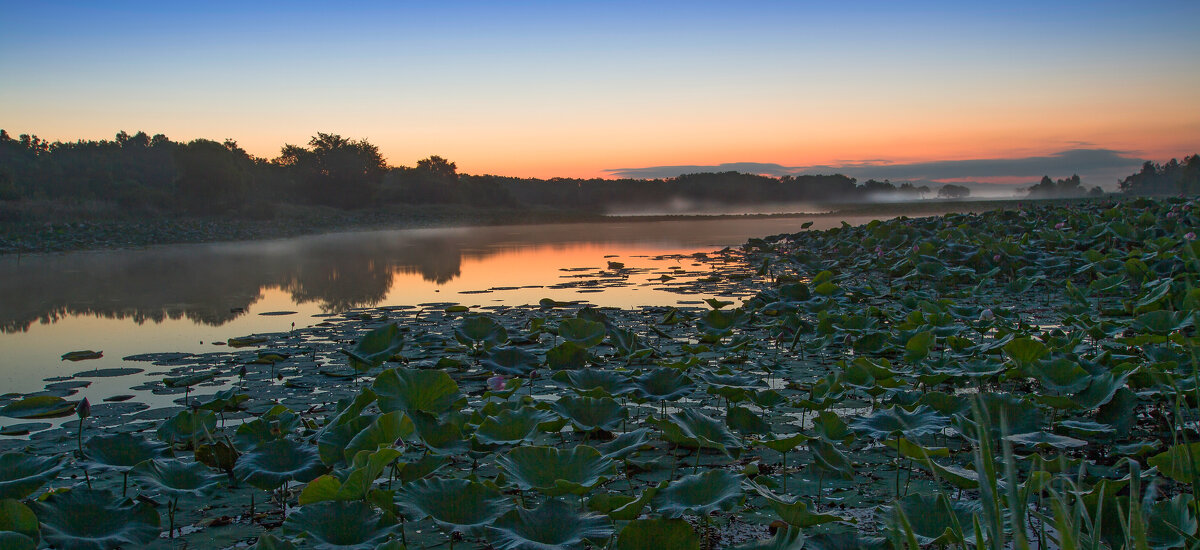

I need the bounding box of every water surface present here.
[0,215,873,398]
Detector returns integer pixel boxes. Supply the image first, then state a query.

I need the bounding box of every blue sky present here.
[2,1,1197,183]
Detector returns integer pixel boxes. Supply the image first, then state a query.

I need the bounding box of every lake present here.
[0,215,882,403]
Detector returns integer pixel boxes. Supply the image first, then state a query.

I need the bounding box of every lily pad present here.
[372,368,462,415]
[30,488,160,550]
[486,499,612,550]
[396,477,510,534]
[496,445,616,496]
[234,439,328,491]
[652,469,744,517]
[61,350,103,361]
[0,396,76,419]
[0,453,67,500]
[282,501,396,549]
[616,518,700,550]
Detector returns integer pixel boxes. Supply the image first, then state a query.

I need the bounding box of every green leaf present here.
[496,445,615,496]
[0,396,76,419]
[0,499,39,547]
[904,331,934,362]
[281,501,395,548]
[0,453,67,500]
[373,368,462,415]
[30,488,160,550]
[651,469,744,517]
[233,439,328,491]
[558,318,607,348]
[617,518,700,550]
[546,341,591,370]
[486,499,612,549]
[396,477,510,535]
[1149,442,1200,484]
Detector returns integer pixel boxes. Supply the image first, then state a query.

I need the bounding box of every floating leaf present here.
[482,346,540,376]
[131,459,222,498]
[558,318,607,348]
[652,469,744,517]
[475,407,556,446]
[0,396,75,419]
[552,395,627,432]
[234,439,328,491]
[486,499,612,550]
[373,368,462,415]
[496,445,615,496]
[0,499,39,549]
[617,518,700,550]
[396,477,510,535]
[282,501,396,549]
[61,350,102,361]
[30,488,160,550]
[0,453,67,500]
[84,432,172,471]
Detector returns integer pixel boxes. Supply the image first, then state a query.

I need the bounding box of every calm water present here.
[0,215,876,398]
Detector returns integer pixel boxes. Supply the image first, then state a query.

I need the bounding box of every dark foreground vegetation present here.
[1,129,1195,253]
[0,195,1198,548]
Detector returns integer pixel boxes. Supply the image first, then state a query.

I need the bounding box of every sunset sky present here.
[2,1,1197,186]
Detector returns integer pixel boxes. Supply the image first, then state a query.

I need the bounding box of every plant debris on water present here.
[1,196,1199,549]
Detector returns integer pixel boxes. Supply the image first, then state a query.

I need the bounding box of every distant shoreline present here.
[0,196,1097,256]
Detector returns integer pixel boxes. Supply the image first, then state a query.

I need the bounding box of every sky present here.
[2,1,1198,188]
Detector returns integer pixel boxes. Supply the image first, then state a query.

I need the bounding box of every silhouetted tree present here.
[174,139,250,214]
[937,184,970,199]
[276,133,387,208]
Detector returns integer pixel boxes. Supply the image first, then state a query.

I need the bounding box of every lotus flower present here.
[993,254,1001,262]
[979,308,994,322]
[487,375,506,392]
[1186,232,1196,241]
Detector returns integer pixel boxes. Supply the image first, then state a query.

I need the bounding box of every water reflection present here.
[0,216,867,334]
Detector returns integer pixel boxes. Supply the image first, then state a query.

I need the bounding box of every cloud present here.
[604,148,1148,191]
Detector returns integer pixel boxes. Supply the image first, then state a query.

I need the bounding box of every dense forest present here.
[1,130,1196,221]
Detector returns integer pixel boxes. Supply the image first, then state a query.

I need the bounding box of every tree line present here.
[1,130,1196,218]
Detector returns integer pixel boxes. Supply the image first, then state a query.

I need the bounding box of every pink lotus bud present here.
[912,245,920,253]
[77,397,91,419]
[993,254,1001,262]
[1054,222,1065,229]
[979,308,995,322]
[1186,232,1197,241]
[487,375,506,392]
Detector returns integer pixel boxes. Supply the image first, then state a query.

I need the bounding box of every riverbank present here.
[1,196,1095,255]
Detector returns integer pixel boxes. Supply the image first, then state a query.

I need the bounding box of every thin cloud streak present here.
[604,149,1150,190]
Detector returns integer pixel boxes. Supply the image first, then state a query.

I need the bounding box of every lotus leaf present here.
[850,405,947,440]
[616,518,700,550]
[726,406,772,436]
[1149,442,1200,483]
[61,350,103,361]
[811,411,855,443]
[552,395,627,432]
[807,439,854,480]
[496,445,615,496]
[30,488,160,550]
[344,410,413,459]
[0,396,75,419]
[163,372,216,387]
[131,458,222,497]
[595,428,652,459]
[317,414,376,466]
[395,477,510,534]
[234,439,328,491]
[633,368,695,401]
[0,499,39,548]
[157,409,217,446]
[475,407,556,445]
[340,323,404,371]
[410,410,470,454]
[546,341,590,370]
[483,346,540,375]
[1002,337,1048,366]
[373,368,462,414]
[554,369,635,397]
[733,525,805,550]
[884,493,979,546]
[557,318,607,348]
[252,533,298,550]
[1146,494,1198,550]
[651,469,744,517]
[0,453,67,500]
[282,501,396,549]
[804,533,890,550]
[455,315,508,350]
[486,499,612,550]
[84,432,172,470]
[749,482,848,527]
[652,409,741,456]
